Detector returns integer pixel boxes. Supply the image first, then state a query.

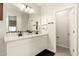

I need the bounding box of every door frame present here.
[55,8,70,48]
[55,5,78,56]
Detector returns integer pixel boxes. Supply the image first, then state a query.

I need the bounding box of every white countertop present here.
[4,32,48,42]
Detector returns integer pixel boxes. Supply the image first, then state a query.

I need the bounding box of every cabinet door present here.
[7,40,26,56]
[0,3,3,20]
[7,45,25,56]
[24,36,48,56]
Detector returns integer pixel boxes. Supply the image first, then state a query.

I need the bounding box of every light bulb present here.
[25,9,28,12]
[29,8,34,14]
[20,4,25,11]
[26,7,30,11]
[25,6,30,13]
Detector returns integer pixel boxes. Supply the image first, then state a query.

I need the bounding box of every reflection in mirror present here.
[8,16,17,32]
[5,3,41,33]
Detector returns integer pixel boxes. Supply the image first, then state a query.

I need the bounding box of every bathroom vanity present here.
[4,4,56,56]
[4,33,48,56]
[4,3,45,56]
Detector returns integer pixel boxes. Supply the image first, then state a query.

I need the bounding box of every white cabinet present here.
[6,35,48,56]
[7,44,25,56]
[47,19,56,53]
[7,39,26,56]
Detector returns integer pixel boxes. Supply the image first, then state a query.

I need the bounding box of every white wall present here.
[0,21,6,56]
[41,4,75,48]
[41,5,55,32]
[0,4,6,55]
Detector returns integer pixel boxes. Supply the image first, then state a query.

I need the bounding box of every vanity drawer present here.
[6,39,30,47]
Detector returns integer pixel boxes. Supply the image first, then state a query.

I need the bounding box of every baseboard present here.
[47,48,56,53]
[56,44,69,49]
[36,49,55,56]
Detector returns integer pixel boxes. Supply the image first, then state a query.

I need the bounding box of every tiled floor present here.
[55,46,71,56]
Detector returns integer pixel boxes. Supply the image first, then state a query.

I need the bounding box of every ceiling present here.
[36,3,74,7]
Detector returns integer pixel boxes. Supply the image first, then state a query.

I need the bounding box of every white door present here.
[69,8,77,56]
[47,19,56,53]
[56,10,69,48]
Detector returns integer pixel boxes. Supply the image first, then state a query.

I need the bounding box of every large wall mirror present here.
[4,3,41,33]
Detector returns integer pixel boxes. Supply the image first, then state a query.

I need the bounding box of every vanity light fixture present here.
[19,3,34,14]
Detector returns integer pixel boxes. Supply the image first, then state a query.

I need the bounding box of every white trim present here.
[55,5,78,55]
[56,44,69,49]
[55,5,76,12]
